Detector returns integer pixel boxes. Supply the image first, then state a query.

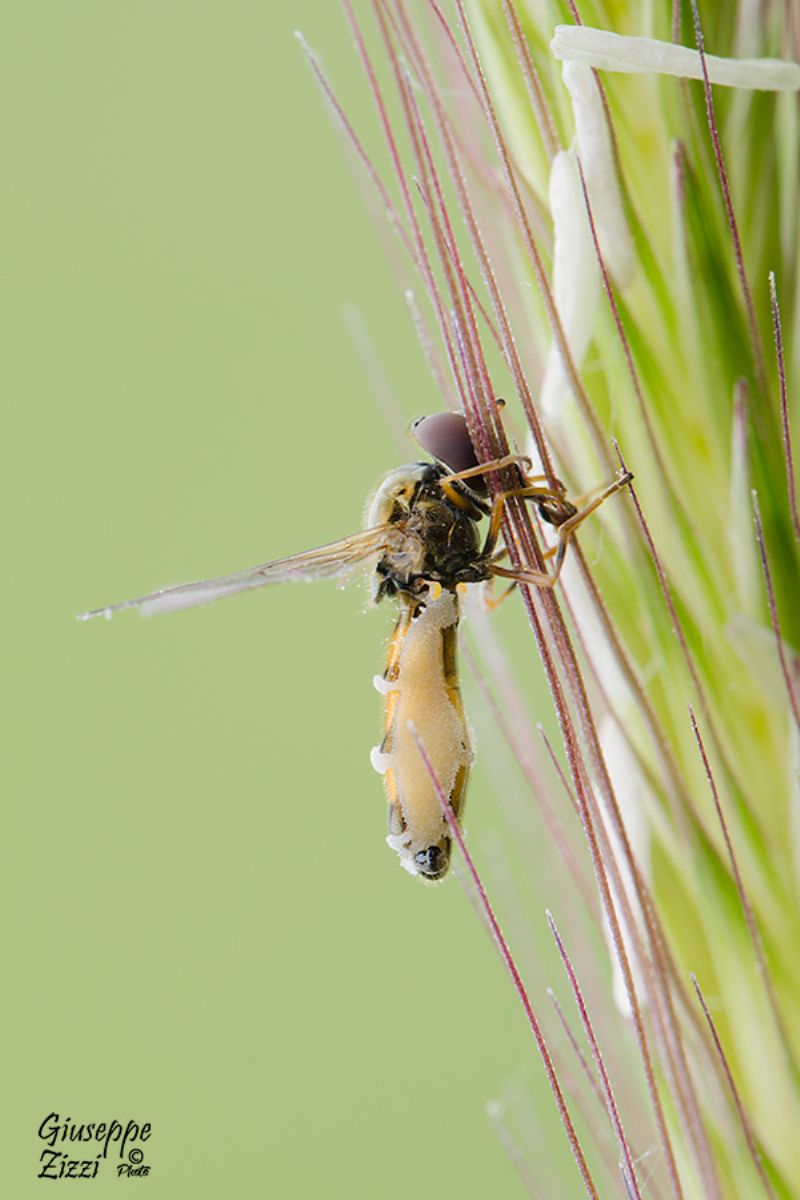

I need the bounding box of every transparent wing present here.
[78,524,411,621]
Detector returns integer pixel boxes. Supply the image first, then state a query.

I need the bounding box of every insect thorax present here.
[368,462,488,602]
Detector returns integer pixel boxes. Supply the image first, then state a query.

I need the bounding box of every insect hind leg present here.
[485,470,633,589]
[480,482,569,561]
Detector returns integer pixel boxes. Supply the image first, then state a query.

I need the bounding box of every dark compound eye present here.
[412,413,482,479]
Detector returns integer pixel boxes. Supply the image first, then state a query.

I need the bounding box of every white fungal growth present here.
[370,747,392,776]
[372,674,400,696]
[377,589,472,869]
[385,832,418,875]
[552,25,800,92]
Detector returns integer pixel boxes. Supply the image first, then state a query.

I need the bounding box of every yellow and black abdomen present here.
[370,587,473,881]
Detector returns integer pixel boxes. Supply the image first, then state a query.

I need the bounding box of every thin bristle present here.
[311,4,800,1193]
[688,705,798,1073]
[613,440,752,810]
[408,722,601,1199]
[453,0,610,471]
[768,271,800,543]
[752,491,800,733]
[690,0,767,397]
[500,0,559,160]
[691,975,778,1200]
[547,910,644,1199]
[486,1101,546,1200]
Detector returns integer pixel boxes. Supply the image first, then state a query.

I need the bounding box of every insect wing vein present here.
[78,524,409,620]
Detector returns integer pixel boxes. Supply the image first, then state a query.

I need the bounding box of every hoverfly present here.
[80,412,631,881]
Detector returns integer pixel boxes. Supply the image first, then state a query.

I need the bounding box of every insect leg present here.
[484,470,633,588]
[556,471,634,541]
[437,452,534,488]
[480,578,518,611]
[490,561,557,588]
[567,475,628,510]
[480,484,568,559]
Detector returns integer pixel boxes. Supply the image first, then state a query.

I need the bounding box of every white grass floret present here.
[598,714,651,1018]
[540,147,599,418]
[561,60,634,287]
[552,25,800,91]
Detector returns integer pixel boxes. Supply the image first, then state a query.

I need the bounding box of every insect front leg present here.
[437,452,534,489]
[437,454,538,514]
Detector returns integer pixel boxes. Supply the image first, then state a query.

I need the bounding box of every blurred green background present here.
[2,4,569,1196]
